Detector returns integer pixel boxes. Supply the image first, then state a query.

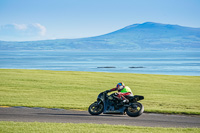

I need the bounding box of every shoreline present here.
[0,68,199,76]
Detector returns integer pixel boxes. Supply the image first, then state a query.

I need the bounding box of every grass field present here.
[0,69,200,115]
[0,121,199,133]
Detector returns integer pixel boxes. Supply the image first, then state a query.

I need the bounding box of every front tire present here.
[88,101,104,115]
[126,102,144,117]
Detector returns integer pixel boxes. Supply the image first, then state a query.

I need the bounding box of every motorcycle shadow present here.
[36,113,126,117]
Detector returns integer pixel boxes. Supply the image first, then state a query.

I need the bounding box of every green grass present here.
[0,121,199,133]
[0,69,200,115]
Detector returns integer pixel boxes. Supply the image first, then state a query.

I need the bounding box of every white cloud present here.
[0,23,47,41]
[13,23,27,30]
[33,23,46,36]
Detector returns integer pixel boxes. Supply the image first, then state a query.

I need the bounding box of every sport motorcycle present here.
[88,91,144,117]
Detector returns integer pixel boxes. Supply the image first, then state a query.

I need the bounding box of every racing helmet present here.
[116,82,125,91]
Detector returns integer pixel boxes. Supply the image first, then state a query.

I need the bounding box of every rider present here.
[106,82,133,103]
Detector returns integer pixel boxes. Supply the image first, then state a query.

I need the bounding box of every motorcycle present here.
[88,91,144,117]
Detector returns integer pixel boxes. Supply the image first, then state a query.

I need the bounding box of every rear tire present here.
[126,102,144,117]
[88,101,104,115]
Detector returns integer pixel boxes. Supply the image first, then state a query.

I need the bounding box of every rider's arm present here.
[105,87,117,93]
[110,87,117,91]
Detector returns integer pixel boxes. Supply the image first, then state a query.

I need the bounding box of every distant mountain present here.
[0,22,200,51]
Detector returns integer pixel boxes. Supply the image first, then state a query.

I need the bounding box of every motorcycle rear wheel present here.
[88,101,104,115]
[126,102,144,117]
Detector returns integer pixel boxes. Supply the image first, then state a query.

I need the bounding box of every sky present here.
[0,0,200,41]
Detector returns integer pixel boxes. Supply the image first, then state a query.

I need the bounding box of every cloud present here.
[33,23,46,36]
[0,23,47,41]
[13,23,27,30]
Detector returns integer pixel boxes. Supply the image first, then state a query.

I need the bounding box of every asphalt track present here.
[0,107,200,128]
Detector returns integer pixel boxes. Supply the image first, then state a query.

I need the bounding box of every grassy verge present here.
[0,69,199,115]
[0,121,199,133]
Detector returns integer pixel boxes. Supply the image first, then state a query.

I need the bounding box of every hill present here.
[0,22,200,50]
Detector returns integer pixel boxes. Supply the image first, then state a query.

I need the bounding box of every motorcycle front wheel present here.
[126,102,144,117]
[88,101,104,115]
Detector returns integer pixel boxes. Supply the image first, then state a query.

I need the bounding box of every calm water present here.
[0,50,200,76]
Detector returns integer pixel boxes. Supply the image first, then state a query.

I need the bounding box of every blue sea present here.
[0,50,200,76]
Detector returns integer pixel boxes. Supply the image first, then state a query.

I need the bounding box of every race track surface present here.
[0,107,200,128]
